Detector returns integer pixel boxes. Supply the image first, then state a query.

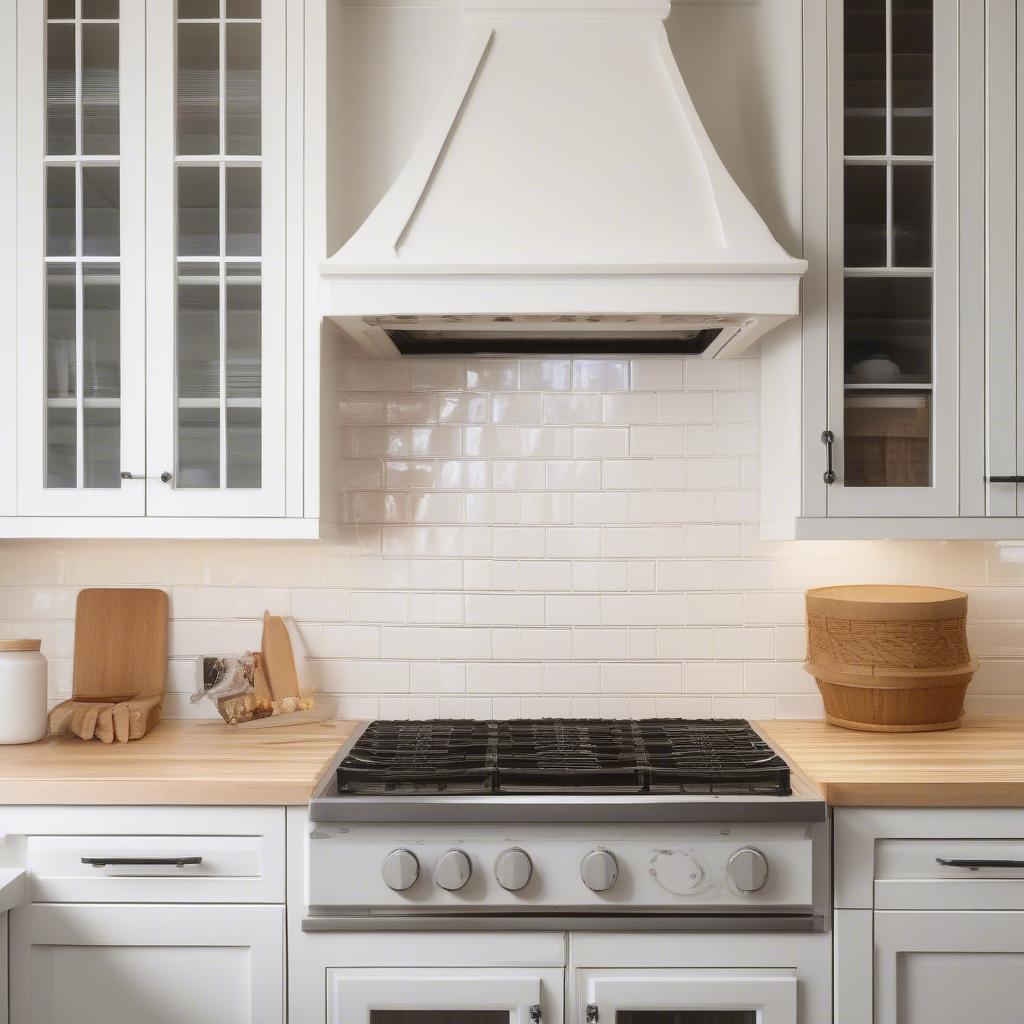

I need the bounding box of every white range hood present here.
[321,0,807,359]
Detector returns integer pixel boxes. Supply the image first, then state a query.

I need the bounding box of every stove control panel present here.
[308,823,815,912]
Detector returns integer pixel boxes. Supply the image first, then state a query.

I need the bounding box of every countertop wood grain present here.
[755,717,1024,806]
[0,719,360,805]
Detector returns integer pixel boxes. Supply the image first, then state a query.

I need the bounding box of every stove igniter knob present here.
[495,847,533,891]
[581,849,618,892]
[381,848,419,891]
[727,847,769,894]
[434,848,473,891]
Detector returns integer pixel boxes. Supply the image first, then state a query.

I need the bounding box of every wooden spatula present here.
[49,588,168,743]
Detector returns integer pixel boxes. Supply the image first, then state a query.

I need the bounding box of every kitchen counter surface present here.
[0,719,359,805]
[756,717,1024,806]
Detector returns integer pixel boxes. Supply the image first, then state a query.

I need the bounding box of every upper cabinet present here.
[763,0,1008,538]
[828,0,958,517]
[6,0,315,537]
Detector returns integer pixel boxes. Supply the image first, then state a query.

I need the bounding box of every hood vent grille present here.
[388,330,721,357]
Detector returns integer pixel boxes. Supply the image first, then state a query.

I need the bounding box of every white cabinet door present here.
[145,0,288,517]
[328,968,563,1024]
[10,902,284,1024]
[822,0,963,517]
[875,910,1024,1024]
[576,969,796,1024]
[16,0,147,516]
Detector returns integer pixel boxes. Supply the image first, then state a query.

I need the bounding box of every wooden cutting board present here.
[73,588,168,702]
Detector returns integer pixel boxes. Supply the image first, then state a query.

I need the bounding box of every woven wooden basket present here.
[804,584,978,733]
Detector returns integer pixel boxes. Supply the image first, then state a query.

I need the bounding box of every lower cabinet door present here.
[874,910,1024,1024]
[576,969,797,1024]
[10,903,284,1024]
[327,967,564,1024]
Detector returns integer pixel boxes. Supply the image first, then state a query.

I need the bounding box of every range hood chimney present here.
[321,0,807,358]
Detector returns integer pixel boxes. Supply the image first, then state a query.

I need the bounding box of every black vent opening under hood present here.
[388,328,723,357]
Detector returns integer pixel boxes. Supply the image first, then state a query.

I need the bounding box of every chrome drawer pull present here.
[81,857,203,868]
[936,857,1024,870]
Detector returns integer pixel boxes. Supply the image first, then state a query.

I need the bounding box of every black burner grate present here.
[336,719,791,796]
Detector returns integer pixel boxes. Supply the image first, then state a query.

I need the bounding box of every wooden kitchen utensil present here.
[49,588,169,743]
[804,584,978,732]
[261,611,302,713]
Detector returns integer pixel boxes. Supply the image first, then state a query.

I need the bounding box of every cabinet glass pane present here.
[83,264,119,398]
[177,266,220,399]
[83,406,120,486]
[844,0,885,154]
[177,165,219,256]
[225,167,260,256]
[844,276,932,384]
[226,406,261,487]
[845,164,886,267]
[227,0,261,17]
[618,1015,756,1024]
[82,0,119,17]
[177,23,219,155]
[46,406,77,487]
[177,407,220,488]
[46,23,75,155]
[82,166,119,256]
[893,164,931,266]
[844,389,931,486]
[226,23,260,155]
[47,266,77,399]
[369,1014,508,1024]
[892,0,933,155]
[179,0,220,17]
[226,266,261,398]
[81,23,118,154]
[46,167,76,257]
[48,0,75,18]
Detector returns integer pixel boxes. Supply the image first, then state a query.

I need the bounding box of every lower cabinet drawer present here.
[875,839,1024,910]
[7,806,285,903]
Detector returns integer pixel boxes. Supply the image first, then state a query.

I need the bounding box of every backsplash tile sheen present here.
[3,355,1024,721]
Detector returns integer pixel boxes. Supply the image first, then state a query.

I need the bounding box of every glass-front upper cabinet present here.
[16,0,146,516]
[826,0,959,516]
[147,0,286,517]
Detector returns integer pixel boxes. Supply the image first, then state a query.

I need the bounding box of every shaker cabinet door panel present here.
[874,910,1024,1024]
[10,903,284,1024]
[145,0,288,518]
[15,0,147,517]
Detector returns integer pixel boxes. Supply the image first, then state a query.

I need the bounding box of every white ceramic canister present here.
[0,639,48,743]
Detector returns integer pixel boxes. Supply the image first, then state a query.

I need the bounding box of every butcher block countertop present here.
[756,717,1024,807]
[0,719,359,805]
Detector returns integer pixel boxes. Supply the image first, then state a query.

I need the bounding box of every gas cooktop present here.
[334,718,791,797]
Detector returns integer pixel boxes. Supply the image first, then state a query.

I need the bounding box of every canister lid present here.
[0,639,42,652]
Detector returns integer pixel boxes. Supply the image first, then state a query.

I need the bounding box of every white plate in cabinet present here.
[26,833,282,904]
[10,903,284,1024]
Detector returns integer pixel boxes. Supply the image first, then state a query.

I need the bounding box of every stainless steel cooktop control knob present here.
[381,848,419,891]
[727,847,769,893]
[434,848,473,891]
[495,848,533,891]
[581,849,618,892]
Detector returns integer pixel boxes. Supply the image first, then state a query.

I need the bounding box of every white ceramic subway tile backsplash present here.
[4,355,1024,720]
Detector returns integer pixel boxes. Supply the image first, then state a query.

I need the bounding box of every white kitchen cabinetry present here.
[763,0,1024,539]
[834,807,1024,1024]
[10,903,285,1024]
[4,0,315,538]
[3,805,286,1024]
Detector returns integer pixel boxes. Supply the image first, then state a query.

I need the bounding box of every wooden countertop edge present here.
[0,780,319,805]
[754,718,1024,807]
